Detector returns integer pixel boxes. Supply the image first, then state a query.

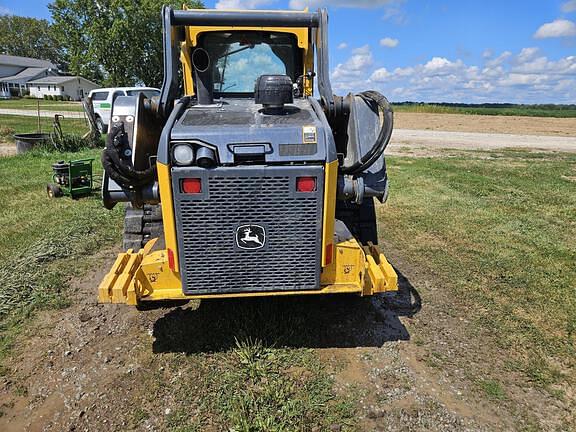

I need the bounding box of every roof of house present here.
[0,67,50,84]
[0,54,55,69]
[28,75,98,86]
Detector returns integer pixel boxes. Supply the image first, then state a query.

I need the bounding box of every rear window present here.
[126,89,160,98]
[91,92,109,101]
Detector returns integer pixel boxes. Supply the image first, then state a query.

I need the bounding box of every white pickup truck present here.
[89,87,160,133]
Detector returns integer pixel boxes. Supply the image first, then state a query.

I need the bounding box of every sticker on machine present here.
[302,126,317,144]
[236,224,266,250]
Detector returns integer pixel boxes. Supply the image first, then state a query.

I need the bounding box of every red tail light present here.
[296,176,317,192]
[167,248,175,271]
[325,243,333,265]
[182,178,202,194]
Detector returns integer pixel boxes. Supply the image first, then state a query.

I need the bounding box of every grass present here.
[379,150,576,395]
[477,379,507,401]
[0,98,84,111]
[392,103,576,118]
[0,148,122,366]
[0,114,89,143]
[136,324,357,431]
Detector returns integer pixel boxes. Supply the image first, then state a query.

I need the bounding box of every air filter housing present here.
[254,75,293,113]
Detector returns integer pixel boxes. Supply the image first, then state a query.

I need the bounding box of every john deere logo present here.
[236,225,266,250]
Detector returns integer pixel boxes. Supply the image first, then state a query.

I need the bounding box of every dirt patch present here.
[395,112,576,137]
[388,129,576,156]
[0,143,16,157]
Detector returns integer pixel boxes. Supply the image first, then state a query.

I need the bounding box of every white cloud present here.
[370,67,390,81]
[561,1,576,13]
[331,47,576,103]
[534,19,576,38]
[379,37,399,48]
[290,0,398,8]
[0,6,11,14]
[516,47,539,63]
[331,45,373,90]
[215,0,276,9]
[337,42,348,49]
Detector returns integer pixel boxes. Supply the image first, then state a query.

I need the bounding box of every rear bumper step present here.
[97,236,398,305]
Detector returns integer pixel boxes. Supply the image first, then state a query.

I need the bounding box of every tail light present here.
[325,243,333,265]
[296,176,317,192]
[181,178,202,194]
[167,248,176,271]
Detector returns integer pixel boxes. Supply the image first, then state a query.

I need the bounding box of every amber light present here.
[182,178,202,194]
[296,176,317,192]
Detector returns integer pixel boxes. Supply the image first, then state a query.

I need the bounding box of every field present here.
[392,103,576,118]
[0,115,574,430]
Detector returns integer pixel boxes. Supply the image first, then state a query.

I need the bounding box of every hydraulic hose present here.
[101,123,157,189]
[341,90,394,175]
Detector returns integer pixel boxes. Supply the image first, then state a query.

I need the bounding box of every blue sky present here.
[1,0,575,103]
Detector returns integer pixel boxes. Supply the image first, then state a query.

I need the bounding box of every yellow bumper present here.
[98,236,397,306]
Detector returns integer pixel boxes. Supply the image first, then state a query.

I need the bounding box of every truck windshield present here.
[201,31,299,94]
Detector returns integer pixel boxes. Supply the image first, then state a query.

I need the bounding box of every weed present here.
[477,379,506,400]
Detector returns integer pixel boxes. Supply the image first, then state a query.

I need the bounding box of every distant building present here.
[28,76,99,101]
[0,55,58,98]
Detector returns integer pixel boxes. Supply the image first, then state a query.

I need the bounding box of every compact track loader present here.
[98,7,398,305]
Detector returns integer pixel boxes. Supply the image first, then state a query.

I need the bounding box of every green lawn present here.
[0,98,84,111]
[0,148,122,367]
[392,103,576,118]
[379,150,576,393]
[0,114,89,142]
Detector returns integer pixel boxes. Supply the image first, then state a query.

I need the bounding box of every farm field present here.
[394,112,576,137]
[0,125,574,430]
[392,103,576,118]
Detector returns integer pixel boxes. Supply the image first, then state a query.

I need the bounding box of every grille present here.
[172,166,324,294]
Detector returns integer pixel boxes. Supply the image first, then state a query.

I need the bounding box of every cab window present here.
[200,31,301,94]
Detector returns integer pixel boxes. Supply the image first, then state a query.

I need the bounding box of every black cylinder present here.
[196,146,216,168]
[192,48,213,105]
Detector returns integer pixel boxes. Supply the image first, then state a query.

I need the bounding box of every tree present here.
[49,0,204,87]
[0,15,65,69]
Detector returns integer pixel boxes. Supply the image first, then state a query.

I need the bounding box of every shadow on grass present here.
[152,269,420,354]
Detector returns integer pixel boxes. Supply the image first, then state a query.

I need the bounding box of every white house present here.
[28,76,100,101]
[0,55,58,98]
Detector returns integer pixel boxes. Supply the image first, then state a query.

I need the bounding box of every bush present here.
[43,94,48,100]
[0,127,15,139]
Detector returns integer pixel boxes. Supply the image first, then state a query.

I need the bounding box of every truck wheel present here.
[95,116,107,134]
[123,203,164,251]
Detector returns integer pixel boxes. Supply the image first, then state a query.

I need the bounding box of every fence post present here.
[37,99,41,133]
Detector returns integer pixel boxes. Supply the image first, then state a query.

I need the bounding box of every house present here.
[0,54,58,98]
[28,76,99,101]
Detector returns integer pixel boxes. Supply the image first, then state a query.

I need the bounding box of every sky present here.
[1,0,575,103]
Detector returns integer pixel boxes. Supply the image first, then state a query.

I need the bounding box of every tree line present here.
[0,0,204,88]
